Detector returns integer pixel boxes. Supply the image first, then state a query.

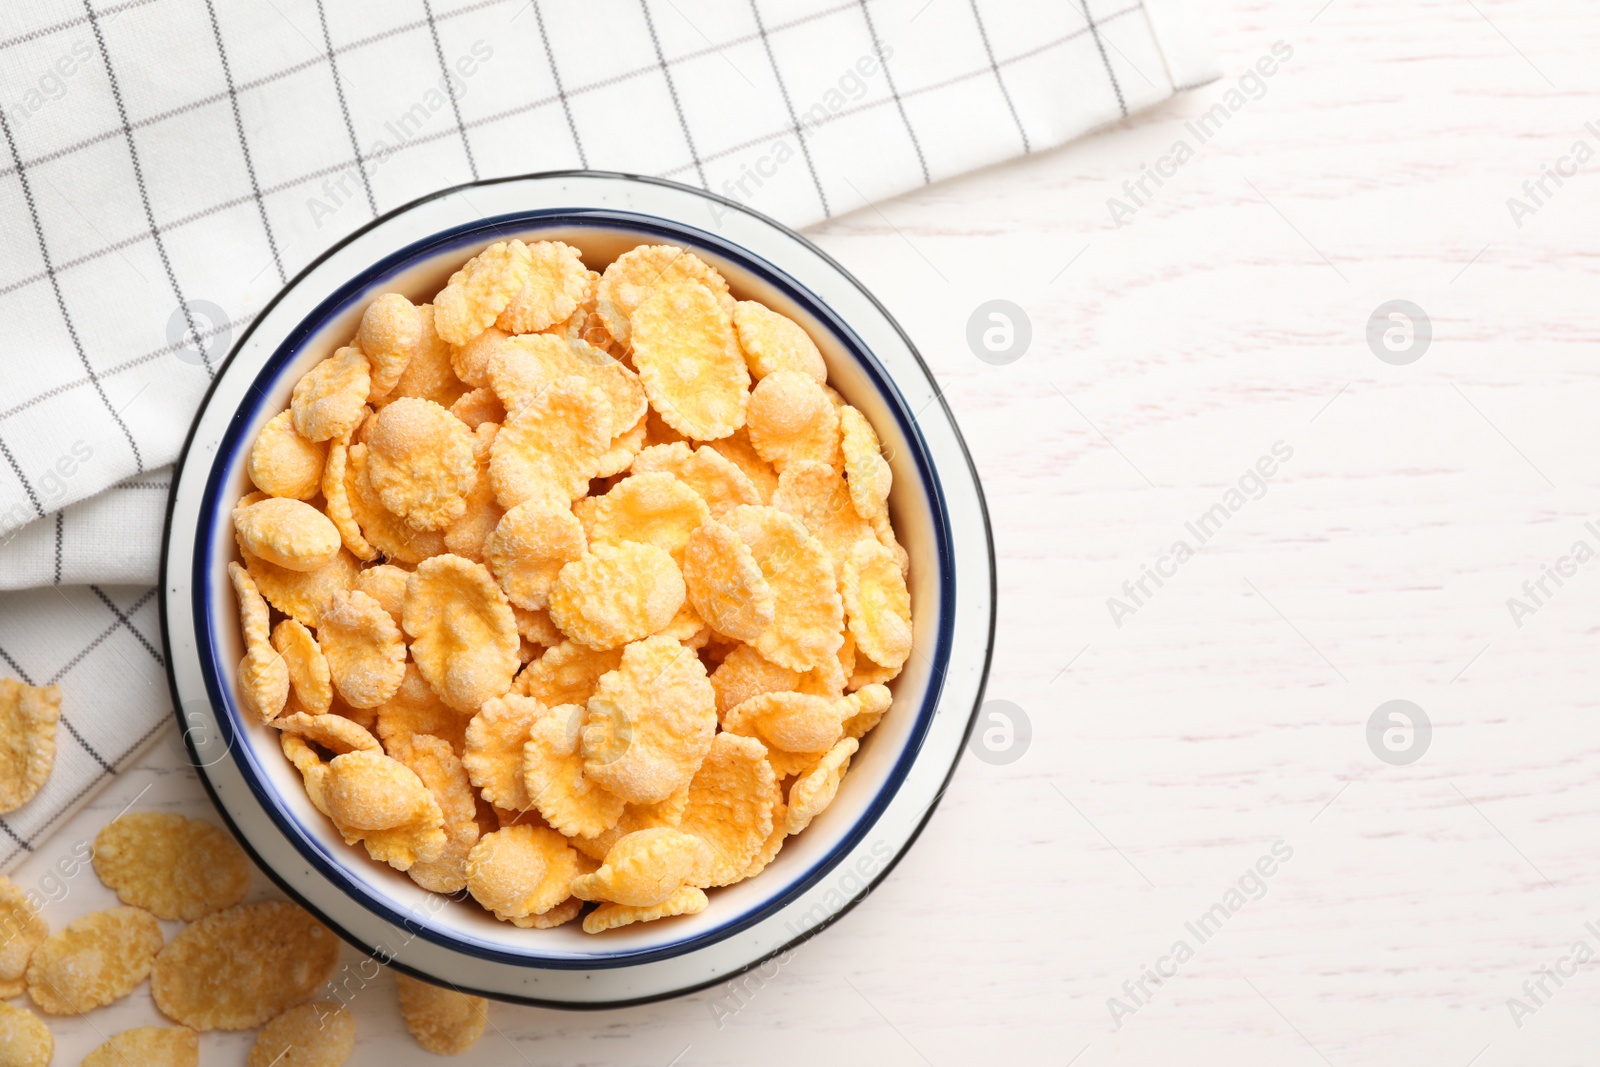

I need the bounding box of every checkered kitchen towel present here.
[0,0,1214,860]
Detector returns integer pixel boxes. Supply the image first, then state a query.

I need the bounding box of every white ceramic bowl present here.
[161,172,994,1007]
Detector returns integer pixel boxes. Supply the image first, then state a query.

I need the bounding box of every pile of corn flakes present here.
[231,238,913,934]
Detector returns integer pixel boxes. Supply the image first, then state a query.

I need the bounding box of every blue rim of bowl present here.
[185,200,957,969]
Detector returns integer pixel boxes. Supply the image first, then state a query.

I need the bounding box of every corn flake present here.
[596,244,733,350]
[494,240,590,334]
[582,885,707,934]
[582,635,716,805]
[842,539,912,671]
[92,813,249,921]
[773,459,875,580]
[487,499,587,610]
[0,678,55,814]
[388,304,466,409]
[228,562,289,724]
[240,538,359,629]
[580,472,708,564]
[365,397,477,531]
[247,1003,352,1067]
[522,702,625,838]
[707,427,777,503]
[709,645,798,720]
[26,906,162,1014]
[548,542,686,651]
[682,520,774,643]
[746,371,841,472]
[786,736,857,834]
[403,554,521,712]
[513,640,621,706]
[0,1003,51,1067]
[359,292,422,398]
[434,240,534,346]
[318,590,406,709]
[375,663,466,756]
[676,733,776,886]
[463,694,542,810]
[85,1025,199,1067]
[270,712,380,755]
[353,564,409,630]
[489,376,614,509]
[465,824,578,921]
[248,410,326,500]
[571,827,710,906]
[724,691,847,754]
[723,505,843,672]
[839,404,891,522]
[396,974,488,1056]
[630,442,761,519]
[734,300,827,383]
[292,347,371,443]
[632,281,750,441]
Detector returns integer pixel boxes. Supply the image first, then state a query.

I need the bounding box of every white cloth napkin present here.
[0,0,1214,857]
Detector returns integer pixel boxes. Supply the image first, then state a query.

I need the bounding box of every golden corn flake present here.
[630,442,761,519]
[291,347,371,443]
[741,777,787,880]
[676,733,776,887]
[514,640,621,706]
[0,1003,51,1067]
[341,443,447,564]
[465,824,578,921]
[321,442,378,563]
[746,370,841,471]
[375,663,466,756]
[396,974,488,1056]
[228,561,288,724]
[581,472,708,563]
[488,334,646,436]
[353,564,409,630]
[495,240,590,334]
[26,906,162,1014]
[271,619,332,716]
[248,410,326,500]
[234,496,342,573]
[325,749,436,831]
[656,599,710,649]
[247,1002,352,1067]
[488,376,614,508]
[842,683,893,740]
[403,554,521,712]
[596,244,733,350]
[734,300,827,383]
[441,422,503,562]
[514,606,563,650]
[582,635,716,805]
[92,813,250,921]
[709,644,798,720]
[318,590,406,709]
[724,691,847,754]
[463,694,542,810]
[632,280,750,441]
[434,239,535,346]
[0,678,56,815]
[786,736,857,834]
[707,426,777,503]
[448,386,507,431]
[397,734,482,894]
[774,459,875,580]
[547,542,685,651]
[449,326,512,389]
[583,885,707,934]
[240,540,358,629]
[520,894,583,929]
[389,304,467,409]
[151,901,339,1031]
[723,505,843,672]
[359,292,422,399]
[839,404,891,522]
[571,827,710,906]
[0,878,45,990]
[84,1025,199,1067]
[571,786,688,861]
[842,539,912,671]
[271,712,380,755]
[523,702,625,837]
[365,397,477,531]
[487,499,587,611]
[682,520,774,644]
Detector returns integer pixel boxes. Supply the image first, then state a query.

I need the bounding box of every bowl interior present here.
[199,213,948,964]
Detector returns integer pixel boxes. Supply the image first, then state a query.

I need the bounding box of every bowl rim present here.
[160,170,995,1000]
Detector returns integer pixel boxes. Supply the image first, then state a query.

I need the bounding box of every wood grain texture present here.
[13,0,1600,1061]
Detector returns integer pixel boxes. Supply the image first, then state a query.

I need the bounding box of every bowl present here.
[161,171,994,1007]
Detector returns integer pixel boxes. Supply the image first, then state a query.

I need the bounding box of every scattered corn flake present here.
[682,519,775,644]
[723,505,843,672]
[318,589,407,709]
[434,240,534,346]
[0,879,45,987]
[465,824,578,921]
[709,644,799,720]
[228,561,289,724]
[234,496,342,573]
[26,906,162,1014]
[388,304,467,409]
[291,347,371,443]
[321,442,378,562]
[270,712,380,755]
[488,376,614,509]
[677,733,776,887]
[365,397,478,530]
[396,734,481,894]
[582,635,716,805]
[272,619,333,716]
[548,542,686,651]
[580,472,708,563]
[247,1002,352,1067]
[151,901,339,1031]
[595,244,733,350]
[841,683,893,740]
[733,300,827,383]
[487,499,587,610]
[495,240,590,334]
[786,736,857,835]
[746,371,841,472]
[631,280,750,441]
[403,554,521,712]
[571,827,710,906]
[0,1003,51,1067]
[248,410,326,500]
[0,678,57,815]
[353,564,409,630]
[463,694,543,810]
[630,442,760,519]
[773,459,875,581]
[522,702,625,837]
[724,691,847,754]
[842,539,912,671]
[448,386,506,430]
[838,404,891,523]
[396,974,488,1056]
[707,427,777,503]
[359,292,422,398]
[92,813,250,921]
[84,1025,199,1067]
[513,640,622,707]
[240,539,359,628]
[583,885,707,934]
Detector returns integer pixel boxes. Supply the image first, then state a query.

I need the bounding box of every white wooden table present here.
[19,0,1600,1061]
